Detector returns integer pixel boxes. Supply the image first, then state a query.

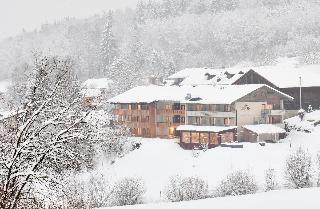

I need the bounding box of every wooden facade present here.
[233,70,320,110]
[178,128,237,149]
[111,86,291,139]
[113,102,185,138]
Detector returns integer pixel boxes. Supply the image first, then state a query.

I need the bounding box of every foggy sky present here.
[0,0,140,41]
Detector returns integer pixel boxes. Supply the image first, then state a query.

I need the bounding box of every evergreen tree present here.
[100,11,118,76]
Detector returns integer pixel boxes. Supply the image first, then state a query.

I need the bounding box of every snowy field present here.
[93,123,320,204]
[99,188,320,209]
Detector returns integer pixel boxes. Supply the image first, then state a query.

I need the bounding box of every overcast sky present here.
[0,0,140,41]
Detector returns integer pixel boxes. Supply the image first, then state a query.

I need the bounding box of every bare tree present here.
[0,55,93,209]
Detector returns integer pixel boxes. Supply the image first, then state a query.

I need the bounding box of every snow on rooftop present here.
[253,64,320,88]
[167,57,320,88]
[167,67,249,86]
[82,78,113,89]
[243,57,320,88]
[243,124,286,134]
[81,88,102,97]
[176,125,237,132]
[107,84,293,104]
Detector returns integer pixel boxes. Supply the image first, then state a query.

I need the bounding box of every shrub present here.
[264,168,279,191]
[164,175,209,202]
[316,152,320,187]
[109,177,146,206]
[215,170,258,197]
[285,147,312,189]
[57,172,110,209]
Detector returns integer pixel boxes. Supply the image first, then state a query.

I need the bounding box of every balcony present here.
[261,109,285,116]
[113,109,150,116]
[156,109,185,115]
[187,111,236,118]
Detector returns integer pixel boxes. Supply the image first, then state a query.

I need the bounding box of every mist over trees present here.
[0,0,320,95]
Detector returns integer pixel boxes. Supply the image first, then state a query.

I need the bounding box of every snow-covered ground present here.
[95,125,320,203]
[285,110,320,132]
[99,188,320,209]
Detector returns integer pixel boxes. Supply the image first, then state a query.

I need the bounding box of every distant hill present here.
[0,0,319,95]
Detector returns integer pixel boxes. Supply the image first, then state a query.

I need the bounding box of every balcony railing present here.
[261,109,285,116]
[187,111,236,118]
[156,109,185,115]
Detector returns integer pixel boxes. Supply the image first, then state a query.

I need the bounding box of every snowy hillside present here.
[99,188,320,209]
[91,125,320,203]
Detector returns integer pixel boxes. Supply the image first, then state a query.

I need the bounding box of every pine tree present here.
[100,11,117,76]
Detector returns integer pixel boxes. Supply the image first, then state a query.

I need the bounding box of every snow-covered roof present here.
[82,78,113,89]
[167,58,320,88]
[167,67,249,86]
[108,84,293,104]
[253,64,320,88]
[176,125,237,132]
[243,124,286,134]
[0,80,11,93]
[81,88,102,97]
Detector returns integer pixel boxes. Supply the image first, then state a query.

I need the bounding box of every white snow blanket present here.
[98,188,320,209]
[243,124,286,134]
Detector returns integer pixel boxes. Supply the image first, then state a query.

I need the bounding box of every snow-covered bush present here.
[215,170,258,197]
[164,175,209,202]
[285,147,312,189]
[109,177,146,206]
[264,168,279,191]
[316,152,320,187]
[57,172,110,209]
[86,110,132,162]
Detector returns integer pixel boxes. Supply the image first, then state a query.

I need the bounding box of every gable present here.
[232,70,278,88]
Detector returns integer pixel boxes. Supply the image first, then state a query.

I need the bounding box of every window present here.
[188,104,197,111]
[224,118,230,125]
[201,104,210,111]
[141,116,149,122]
[165,104,171,110]
[120,104,129,109]
[140,103,149,110]
[209,104,216,111]
[156,102,165,110]
[173,115,181,123]
[196,117,201,125]
[132,116,139,122]
[182,132,191,143]
[156,115,166,123]
[224,105,231,112]
[130,104,138,110]
[173,103,181,110]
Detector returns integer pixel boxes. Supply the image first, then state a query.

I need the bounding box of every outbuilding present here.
[176,125,237,149]
[240,124,286,142]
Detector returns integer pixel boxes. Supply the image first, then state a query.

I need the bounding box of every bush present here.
[285,147,312,189]
[264,168,279,191]
[316,152,320,187]
[215,170,258,197]
[57,172,110,209]
[109,177,146,206]
[164,176,209,202]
